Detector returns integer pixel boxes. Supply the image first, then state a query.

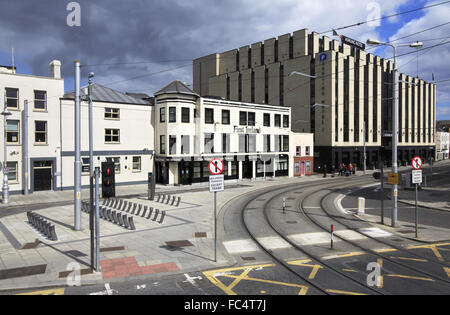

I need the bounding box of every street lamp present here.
[289,71,317,79]
[1,103,12,204]
[366,38,423,228]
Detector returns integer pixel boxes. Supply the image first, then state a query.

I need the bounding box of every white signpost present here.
[209,159,224,262]
[411,158,423,238]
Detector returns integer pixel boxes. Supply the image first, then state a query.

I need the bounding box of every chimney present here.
[49,60,61,79]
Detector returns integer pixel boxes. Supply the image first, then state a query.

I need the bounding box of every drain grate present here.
[64,250,87,257]
[165,240,194,248]
[286,221,298,224]
[287,197,296,201]
[241,256,256,261]
[0,264,47,280]
[194,232,207,238]
[100,246,126,252]
[21,241,40,249]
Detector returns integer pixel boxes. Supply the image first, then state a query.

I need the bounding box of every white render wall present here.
[60,99,154,189]
[0,71,64,193]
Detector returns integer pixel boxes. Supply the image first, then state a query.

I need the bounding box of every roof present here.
[64,83,152,105]
[154,80,198,97]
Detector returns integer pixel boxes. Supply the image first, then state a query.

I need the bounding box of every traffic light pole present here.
[74,60,81,230]
[88,74,95,269]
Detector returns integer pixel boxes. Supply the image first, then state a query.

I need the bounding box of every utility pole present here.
[392,47,399,227]
[74,60,81,230]
[23,100,29,195]
[1,93,12,204]
[88,72,95,268]
[363,121,367,175]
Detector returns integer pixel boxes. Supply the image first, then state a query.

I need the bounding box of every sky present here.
[0,0,449,119]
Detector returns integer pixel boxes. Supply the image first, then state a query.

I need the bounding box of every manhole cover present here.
[165,240,194,248]
[195,232,207,238]
[0,264,47,280]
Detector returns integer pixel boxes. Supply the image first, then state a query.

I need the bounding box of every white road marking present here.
[223,239,259,254]
[288,232,331,246]
[358,227,393,238]
[89,283,117,295]
[256,236,292,250]
[183,273,202,286]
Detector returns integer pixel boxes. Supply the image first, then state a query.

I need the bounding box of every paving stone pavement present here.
[0,175,329,291]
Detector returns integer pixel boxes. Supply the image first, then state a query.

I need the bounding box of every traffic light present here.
[101,162,115,198]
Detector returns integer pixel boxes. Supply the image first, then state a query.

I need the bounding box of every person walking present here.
[349,163,353,176]
[323,164,327,178]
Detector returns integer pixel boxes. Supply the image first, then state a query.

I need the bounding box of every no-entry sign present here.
[412,156,423,170]
[208,158,224,175]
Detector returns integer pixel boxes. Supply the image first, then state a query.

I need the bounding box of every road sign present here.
[209,175,224,193]
[208,158,224,175]
[412,156,423,170]
[412,170,422,184]
[388,172,399,185]
[319,53,327,62]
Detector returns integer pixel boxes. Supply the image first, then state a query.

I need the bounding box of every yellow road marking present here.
[287,259,323,279]
[385,274,435,282]
[443,267,450,279]
[377,259,384,288]
[326,289,368,296]
[203,263,309,295]
[17,288,65,295]
[389,256,428,263]
[407,243,450,262]
[342,269,357,273]
[375,248,397,253]
[338,251,366,258]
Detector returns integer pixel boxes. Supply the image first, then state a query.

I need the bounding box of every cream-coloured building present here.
[154,81,295,185]
[0,61,64,194]
[193,28,437,170]
[60,84,155,190]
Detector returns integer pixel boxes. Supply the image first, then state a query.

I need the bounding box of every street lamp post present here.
[366,39,423,227]
[1,98,12,204]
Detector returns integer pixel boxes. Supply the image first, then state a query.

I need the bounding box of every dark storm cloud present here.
[0,0,253,93]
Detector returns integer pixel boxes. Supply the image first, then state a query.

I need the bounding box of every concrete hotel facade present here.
[193,28,437,170]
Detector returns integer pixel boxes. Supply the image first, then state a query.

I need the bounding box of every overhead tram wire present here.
[318,0,450,35]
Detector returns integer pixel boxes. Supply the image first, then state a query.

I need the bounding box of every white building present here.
[154,81,295,185]
[60,84,155,190]
[436,131,449,160]
[0,61,64,194]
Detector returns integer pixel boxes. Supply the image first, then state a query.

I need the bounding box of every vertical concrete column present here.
[252,160,256,180]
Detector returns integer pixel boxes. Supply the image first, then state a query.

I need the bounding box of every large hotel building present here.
[193,29,437,170]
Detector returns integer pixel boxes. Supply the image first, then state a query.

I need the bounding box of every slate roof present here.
[154,80,198,97]
[64,83,152,105]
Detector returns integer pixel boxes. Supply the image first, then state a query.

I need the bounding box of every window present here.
[222,133,230,153]
[160,135,166,154]
[6,120,19,144]
[34,90,47,111]
[275,114,281,127]
[248,112,255,126]
[239,134,246,153]
[264,113,270,127]
[34,121,47,144]
[181,135,190,154]
[169,135,177,154]
[106,157,121,173]
[239,111,247,126]
[282,135,289,152]
[182,107,190,123]
[204,133,214,153]
[132,156,141,172]
[296,146,301,156]
[105,108,120,120]
[306,161,311,173]
[305,146,311,156]
[169,107,176,123]
[248,134,256,152]
[5,88,18,109]
[222,110,230,125]
[6,162,18,182]
[105,129,120,143]
[205,108,214,124]
[81,157,90,173]
[295,162,300,174]
[283,115,289,128]
[264,135,271,152]
[160,107,166,123]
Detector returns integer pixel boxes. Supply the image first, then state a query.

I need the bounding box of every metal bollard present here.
[282,198,286,213]
[357,197,365,215]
